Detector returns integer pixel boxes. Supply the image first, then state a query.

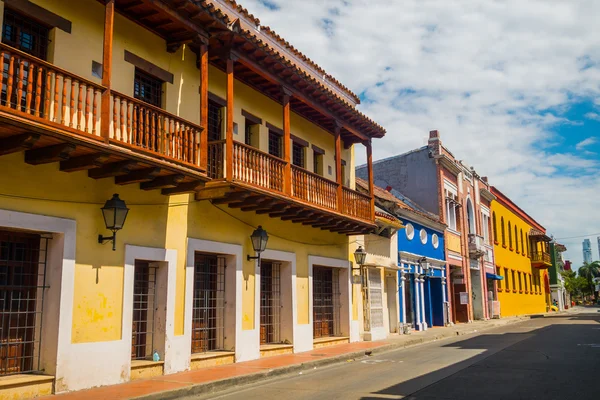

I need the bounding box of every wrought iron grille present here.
[192,253,226,353]
[260,261,281,344]
[134,68,162,108]
[2,9,49,60]
[268,130,282,158]
[132,261,157,361]
[0,230,49,376]
[292,142,305,168]
[313,267,341,338]
[207,101,223,142]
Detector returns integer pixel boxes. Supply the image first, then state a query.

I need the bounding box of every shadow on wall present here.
[360,313,600,400]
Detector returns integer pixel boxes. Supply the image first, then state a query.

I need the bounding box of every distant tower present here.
[597,236,600,262]
[583,239,592,264]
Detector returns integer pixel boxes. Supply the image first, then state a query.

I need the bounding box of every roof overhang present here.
[480,187,496,202]
[435,154,462,176]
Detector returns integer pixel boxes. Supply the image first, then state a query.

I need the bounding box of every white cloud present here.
[240,0,600,267]
[584,112,600,121]
[575,137,598,150]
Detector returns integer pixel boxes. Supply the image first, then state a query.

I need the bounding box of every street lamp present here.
[98,194,129,251]
[353,245,367,271]
[247,225,269,261]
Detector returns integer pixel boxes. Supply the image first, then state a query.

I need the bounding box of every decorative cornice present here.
[480,187,496,202]
[435,154,462,176]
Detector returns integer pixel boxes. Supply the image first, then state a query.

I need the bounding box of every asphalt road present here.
[191,308,600,400]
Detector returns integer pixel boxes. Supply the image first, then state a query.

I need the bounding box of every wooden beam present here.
[282,211,314,221]
[161,180,205,195]
[211,191,250,205]
[270,207,301,218]
[225,57,234,180]
[88,160,135,179]
[121,0,143,12]
[101,0,115,142]
[195,186,233,201]
[144,0,210,37]
[303,217,333,226]
[227,195,263,208]
[366,140,375,221]
[256,203,288,214]
[60,153,109,172]
[0,133,40,156]
[140,174,185,190]
[115,167,161,185]
[199,43,208,170]
[282,87,292,195]
[334,121,343,212]
[25,143,75,165]
[241,199,278,212]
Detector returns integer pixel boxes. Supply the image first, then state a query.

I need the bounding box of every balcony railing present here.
[0,43,203,169]
[110,92,203,168]
[0,43,103,136]
[531,251,551,266]
[342,186,372,221]
[292,165,337,211]
[207,141,372,221]
[468,234,486,258]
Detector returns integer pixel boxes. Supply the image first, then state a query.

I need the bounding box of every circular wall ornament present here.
[420,229,427,244]
[432,233,439,249]
[405,223,415,240]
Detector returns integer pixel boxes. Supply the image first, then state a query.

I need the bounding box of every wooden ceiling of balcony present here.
[0,114,207,195]
[110,0,379,146]
[197,183,375,235]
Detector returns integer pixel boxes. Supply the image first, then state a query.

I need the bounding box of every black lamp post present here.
[353,245,367,271]
[248,225,269,261]
[98,194,129,251]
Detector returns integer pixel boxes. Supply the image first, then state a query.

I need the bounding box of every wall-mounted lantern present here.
[353,246,367,270]
[98,193,129,251]
[247,225,268,261]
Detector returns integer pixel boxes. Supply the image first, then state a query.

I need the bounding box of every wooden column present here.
[282,87,292,195]
[366,140,375,220]
[199,43,209,170]
[225,57,235,181]
[100,0,114,143]
[334,121,343,212]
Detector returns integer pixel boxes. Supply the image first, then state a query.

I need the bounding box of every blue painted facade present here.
[397,217,447,331]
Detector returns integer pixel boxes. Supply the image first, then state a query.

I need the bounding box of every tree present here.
[562,270,589,300]
[578,261,600,301]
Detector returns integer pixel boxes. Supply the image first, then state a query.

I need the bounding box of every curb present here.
[133,316,533,400]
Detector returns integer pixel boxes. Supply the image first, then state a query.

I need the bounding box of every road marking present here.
[577,344,600,348]
[361,359,403,364]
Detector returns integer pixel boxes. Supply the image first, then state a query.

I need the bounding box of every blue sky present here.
[237,0,600,267]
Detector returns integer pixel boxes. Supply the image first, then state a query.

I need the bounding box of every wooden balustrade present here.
[291,165,338,210]
[231,142,286,192]
[0,43,103,135]
[531,251,551,265]
[342,187,372,221]
[110,91,203,167]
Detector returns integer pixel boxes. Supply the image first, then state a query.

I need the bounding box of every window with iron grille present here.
[260,261,281,344]
[192,253,226,353]
[0,230,49,376]
[268,130,282,158]
[134,68,163,108]
[208,101,223,142]
[313,266,341,338]
[2,9,49,60]
[292,142,305,168]
[131,261,157,361]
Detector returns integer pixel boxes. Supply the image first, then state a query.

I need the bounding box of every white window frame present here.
[444,181,458,231]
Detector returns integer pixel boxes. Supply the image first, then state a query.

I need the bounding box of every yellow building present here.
[490,187,551,317]
[0,0,385,397]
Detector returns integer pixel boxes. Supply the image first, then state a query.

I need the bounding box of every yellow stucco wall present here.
[491,200,547,316]
[5,0,358,342]
[446,231,461,254]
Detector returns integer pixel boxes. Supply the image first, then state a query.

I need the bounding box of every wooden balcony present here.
[199,141,375,234]
[0,43,208,194]
[530,251,552,269]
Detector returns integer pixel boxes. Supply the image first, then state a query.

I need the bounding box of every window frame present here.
[268,130,282,158]
[292,141,306,168]
[133,68,163,108]
[2,8,50,60]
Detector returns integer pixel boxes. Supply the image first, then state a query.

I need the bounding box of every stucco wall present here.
[357,148,439,215]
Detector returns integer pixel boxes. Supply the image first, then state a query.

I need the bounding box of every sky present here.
[240,0,600,268]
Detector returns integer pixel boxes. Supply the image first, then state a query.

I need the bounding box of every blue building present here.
[388,189,447,331]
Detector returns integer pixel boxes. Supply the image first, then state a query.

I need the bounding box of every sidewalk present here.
[43,315,543,400]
